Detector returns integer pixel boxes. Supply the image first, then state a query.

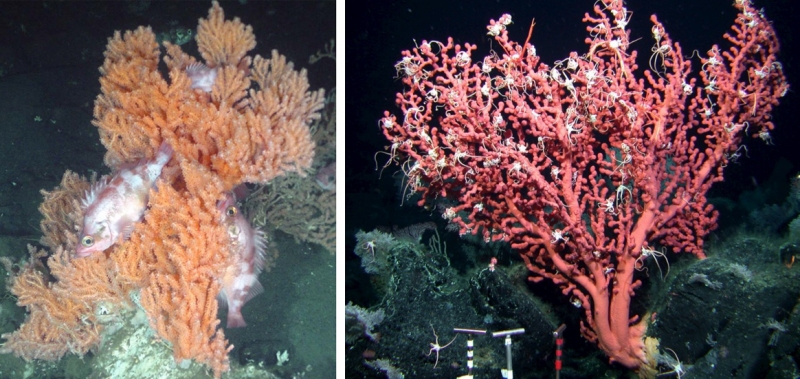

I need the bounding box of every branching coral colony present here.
[1,2,325,378]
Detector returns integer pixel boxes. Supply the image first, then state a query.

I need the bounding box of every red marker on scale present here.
[553,324,566,379]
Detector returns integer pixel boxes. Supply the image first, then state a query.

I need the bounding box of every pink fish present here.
[218,192,266,328]
[76,142,173,257]
[315,160,335,191]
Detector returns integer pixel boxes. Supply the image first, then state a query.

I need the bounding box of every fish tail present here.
[156,140,174,163]
[226,308,247,328]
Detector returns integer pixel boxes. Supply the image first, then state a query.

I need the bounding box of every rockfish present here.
[76,142,173,257]
[315,160,336,191]
[218,192,266,328]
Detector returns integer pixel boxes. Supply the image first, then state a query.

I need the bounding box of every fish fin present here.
[155,141,173,164]
[82,176,110,209]
[244,280,264,303]
[217,290,229,309]
[186,62,211,75]
[253,229,267,275]
[121,222,136,239]
[226,308,246,328]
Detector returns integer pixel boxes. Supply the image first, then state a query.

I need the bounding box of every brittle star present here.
[426,324,458,368]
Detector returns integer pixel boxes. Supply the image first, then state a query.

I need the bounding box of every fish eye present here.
[226,206,237,217]
[81,236,94,247]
